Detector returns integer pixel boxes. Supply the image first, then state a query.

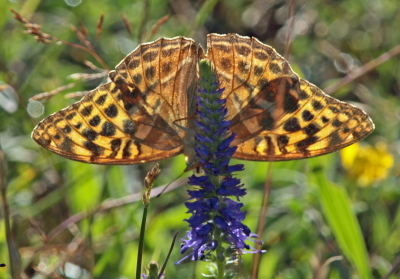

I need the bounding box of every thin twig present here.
[312,255,343,279]
[64,91,90,99]
[72,24,91,49]
[29,71,107,101]
[381,254,400,279]
[67,71,108,81]
[79,22,89,38]
[29,82,77,101]
[71,25,110,70]
[47,178,187,241]
[324,44,400,95]
[11,9,110,70]
[284,0,296,59]
[122,13,133,37]
[251,163,273,279]
[84,60,104,71]
[96,13,104,42]
[139,0,151,42]
[147,15,170,40]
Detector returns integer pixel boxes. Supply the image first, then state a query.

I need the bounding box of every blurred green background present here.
[0,0,399,278]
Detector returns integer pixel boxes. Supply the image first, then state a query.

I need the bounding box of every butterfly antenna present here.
[156,171,187,197]
[157,160,207,197]
[173,114,197,135]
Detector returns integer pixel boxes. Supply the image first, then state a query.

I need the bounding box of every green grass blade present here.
[314,169,372,279]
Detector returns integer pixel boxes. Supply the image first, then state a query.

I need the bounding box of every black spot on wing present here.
[82,128,98,141]
[220,58,232,71]
[277,134,289,153]
[89,115,101,127]
[145,66,156,80]
[100,122,116,137]
[74,122,82,129]
[284,92,299,113]
[254,51,268,60]
[235,45,251,56]
[133,74,142,84]
[110,139,122,152]
[128,59,140,70]
[122,140,132,159]
[83,141,103,156]
[60,137,74,152]
[80,105,93,117]
[269,62,281,74]
[321,116,329,123]
[254,66,264,76]
[298,90,309,100]
[312,100,323,111]
[238,61,250,74]
[96,94,107,105]
[283,118,301,132]
[304,123,320,136]
[329,131,342,145]
[142,51,158,62]
[214,44,230,53]
[302,110,314,121]
[61,125,72,134]
[328,106,340,113]
[296,136,319,149]
[65,112,76,120]
[261,112,274,130]
[105,104,118,118]
[123,119,136,136]
[332,118,343,127]
[162,62,173,74]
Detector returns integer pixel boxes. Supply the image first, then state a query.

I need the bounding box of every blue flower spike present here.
[176,60,265,277]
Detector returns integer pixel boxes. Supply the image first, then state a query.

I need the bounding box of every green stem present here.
[217,258,225,279]
[136,204,148,279]
[210,174,226,279]
[215,230,226,279]
[0,151,22,278]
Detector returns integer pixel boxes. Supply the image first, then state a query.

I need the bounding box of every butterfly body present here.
[32,34,374,165]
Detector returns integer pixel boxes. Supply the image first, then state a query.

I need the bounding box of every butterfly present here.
[32,33,374,166]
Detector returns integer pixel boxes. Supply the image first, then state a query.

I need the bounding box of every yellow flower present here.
[340,142,394,186]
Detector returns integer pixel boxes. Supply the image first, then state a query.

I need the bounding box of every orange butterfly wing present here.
[32,37,198,164]
[206,33,374,161]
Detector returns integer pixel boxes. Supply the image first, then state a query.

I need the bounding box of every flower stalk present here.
[137,164,161,279]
